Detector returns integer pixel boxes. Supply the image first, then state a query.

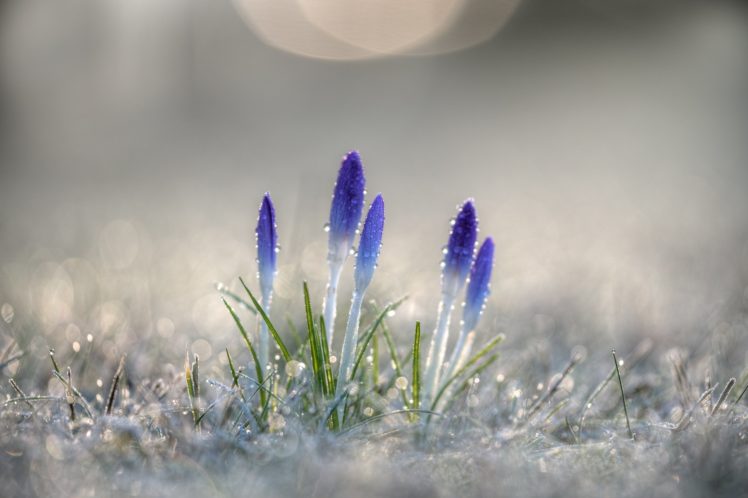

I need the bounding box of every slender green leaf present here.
[239,277,291,362]
[222,298,266,407]
[412,322,421,412]
[431,334,504,411]
[303,282,326,396]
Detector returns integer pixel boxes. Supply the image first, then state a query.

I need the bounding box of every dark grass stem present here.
[612,350,634,440]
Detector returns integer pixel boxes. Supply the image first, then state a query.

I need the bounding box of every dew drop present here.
[323,223,331,233]
[395,376,408,390]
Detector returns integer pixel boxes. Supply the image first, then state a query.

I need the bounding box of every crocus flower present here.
[336,195,384,420]
[323,151,366,346]
[443,237,494,385]
[462,237,494,333]
[423,199,478,408]
[256,192,278,373]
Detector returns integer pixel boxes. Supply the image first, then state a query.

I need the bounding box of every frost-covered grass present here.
[1,321,748,497]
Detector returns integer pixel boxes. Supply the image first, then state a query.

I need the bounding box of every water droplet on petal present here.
[323,223,331,233]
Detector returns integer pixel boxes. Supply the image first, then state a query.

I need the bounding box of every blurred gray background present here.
[1,0,747,379]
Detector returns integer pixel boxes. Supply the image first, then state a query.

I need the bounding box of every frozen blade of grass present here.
[711,377,736,417]
[612,350,633,440]
[526,350,583,422]
[578,339,653,432]
[733,381,748,407]
[192,354,200,399]
[223,298,266,408]
[674,386,716,431]
[349,297,408,381]
[51,369,95,419]
[185,350,199,430]
[9,379,33,410]
[215,281,257,314]
[412,322,421,413]
[430,334,504,411]
[341,409,439,435]
[105,355,126,415]
[2,395,65,407]
[65,367,76,422]
[441,353,500,415]
[240,277,291,362]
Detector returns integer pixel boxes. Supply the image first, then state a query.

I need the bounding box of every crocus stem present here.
[335,289,365,422]
[323,260,344,347]
[443,325,470,385]
[258,289,272,377]
[423,293,455,409]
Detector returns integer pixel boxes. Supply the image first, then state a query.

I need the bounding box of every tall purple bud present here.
[256,193,278,300]
[463,237,494,332]
[423,199,478,408]
[336,195,385,415]
[354,194,384,292]
[324,150,366,345]
[328,151,366,263]
[255,192,277,374]
[442,200,478,297]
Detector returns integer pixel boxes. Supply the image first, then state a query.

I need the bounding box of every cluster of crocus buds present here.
[249,149,493,415]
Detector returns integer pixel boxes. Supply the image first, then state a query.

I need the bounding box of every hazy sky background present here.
[1,0,747,376]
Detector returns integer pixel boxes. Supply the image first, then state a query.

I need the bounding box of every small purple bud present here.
[355,194,385,291]
[256,192,277,296]
[328,150,366,262]
[463,237,494,332]
[442,200,478,295]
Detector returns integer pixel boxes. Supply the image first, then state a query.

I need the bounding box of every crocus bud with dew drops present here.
[462,237,494,334]
[423,199,478,407]
[323,151,366,346]
[336,194,385,421]
[353,194,384,293]
[443,237,494,385]
[442,200,478,298]
[255,192,278,374]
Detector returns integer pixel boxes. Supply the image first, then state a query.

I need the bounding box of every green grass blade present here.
[239,277,291,362]
[440,353,500,414]
[303,282,326,397]
[222,298,266,407]
[431,334,504,411]
[319,316,336,395]
[412,322,421,412]
[215,281,257,314]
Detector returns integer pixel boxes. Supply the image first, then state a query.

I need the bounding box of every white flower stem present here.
[323,261,344,347]
[442,324,470,386]
[335,289,365,422]
[422,293,455,409]
[258,288,272,378]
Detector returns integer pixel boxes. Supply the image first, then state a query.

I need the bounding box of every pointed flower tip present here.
[329,150,366,258]
[464,237,495,331]
[354,194,385,291]
[256,192,278,293]
[443,199,478,289]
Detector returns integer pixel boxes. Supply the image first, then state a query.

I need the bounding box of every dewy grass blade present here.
[412,322,421,413]
[430,334,504,411]
[239,277,291,362]
[215,282,257,314]
[303,282,326,396]
[440,353,500,415]
[319,316,336,395]
[612,349,633,440]
[223,298,266,407]
[185,351,199,429]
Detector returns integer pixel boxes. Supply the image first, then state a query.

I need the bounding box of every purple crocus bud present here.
[354,194,385,292]
[463,237,494,332]
[442,200,478,297]
[256,192,277,299]
[328,151,366,263]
